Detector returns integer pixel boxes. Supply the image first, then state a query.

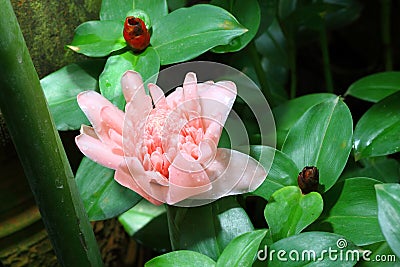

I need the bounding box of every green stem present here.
[248,41,277,107]
[320,25,334,93]
[287,30,297,99]
[0,1,103,266]
[381,0,392,71]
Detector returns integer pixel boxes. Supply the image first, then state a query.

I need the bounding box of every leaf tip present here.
[67,45,80,52]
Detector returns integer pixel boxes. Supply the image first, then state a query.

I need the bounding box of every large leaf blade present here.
[281,97,353,192]
[151,4,247,65]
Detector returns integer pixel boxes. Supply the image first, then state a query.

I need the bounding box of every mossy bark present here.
[10,0,101,78]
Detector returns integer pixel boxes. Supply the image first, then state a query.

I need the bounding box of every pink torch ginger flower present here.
[76,71,266,206]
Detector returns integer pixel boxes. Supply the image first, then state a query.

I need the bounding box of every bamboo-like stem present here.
[0,1,103,266]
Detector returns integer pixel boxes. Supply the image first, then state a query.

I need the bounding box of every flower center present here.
[142,108,205,178]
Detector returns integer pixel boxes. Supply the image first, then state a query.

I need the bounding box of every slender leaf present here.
[167,197,254,261]
[353,91,400,160]
[75,157,141,221]
[267,232,358,266]
[264,186,323,242]
[281,97,353,192]
[151,4,247,65]
[312,177,384,246]
[250,146,298,200]
[341,156,400,183]
[67,20,126,57]
[216,230,267,267]
[211,0,261,52]
[273,93,337,148]
[145,250,216,267]
[346,72,400,103]
[99,47,160,108]
[375,183,400,258]
[40,60,104,130]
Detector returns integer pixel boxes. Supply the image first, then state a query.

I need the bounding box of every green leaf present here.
[359,241,400,266]
[145,250,216,267]
[324,0,362,29]
[119,200,171,252]
[151,4,247,65]
[250,146,298,200]
[341,156,400,183]
[346,72,400,103]
[211,0,260,53]
[40,60,104,130]
[67,20,126,57]
[281,97,353,192]
[273,93,337,148]
[353,91,400,160]
[375,183,400,258]
[311,177,384,246]
[216,230,267,267]
[101,0,168,24]
[100,0,132,21]
[118,199,166,236]
[75,157,141,221]
[99,47,160,109]
[264,186,323,242]
[267,232,359,266]
[167,197,254,261]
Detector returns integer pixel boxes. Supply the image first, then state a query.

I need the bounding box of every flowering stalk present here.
[0,0,103,265]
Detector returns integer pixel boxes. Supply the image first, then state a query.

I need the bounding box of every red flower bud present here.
[123,16,150,52]
[298,166,319,194]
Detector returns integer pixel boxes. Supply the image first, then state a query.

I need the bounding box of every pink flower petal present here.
[125,157,169,203]
[77,91,122,144]
[193,148,266,199]
[121,71,146,103]
[100,106,124,135]
[75,130,123,169]
[167,152,212,204]
[148,83,167,108]
[115,162,163,205]
[198,81,237,128]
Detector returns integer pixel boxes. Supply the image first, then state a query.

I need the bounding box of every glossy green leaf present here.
[341,156,400,183]
[145,251,216,267]
[312,177,384,246]
[67,20,126,57]
[119,200,171,252]
[167,197,254,261]
[75,157,141,221]
[267,232,358,266]
[346,72,400,103]
[264,186,323,242]
[101,0,168,25]
[167,0,186,11]
[100,0,131,21]
[273,93,337,148]
[151,4,247,65]
[282,97,353,192]
[40,60,104,130]
[216,230,267,267]
[99,47,160,109]
[353,91,400,160]
[118,199,165,236]
[359,241,400,266]
[211,0,260,53]
[250,146,298,200]
[375,183,400,257]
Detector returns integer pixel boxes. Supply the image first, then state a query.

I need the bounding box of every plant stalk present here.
[320,25,334,93]
[381,0,392,70]
[0,0,103,266]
